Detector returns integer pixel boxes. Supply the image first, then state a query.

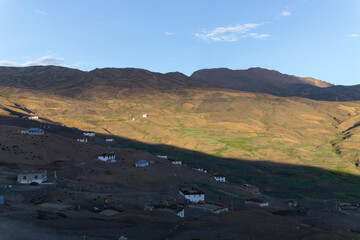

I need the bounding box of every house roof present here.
[214,173,225,177]
[99,153,115,157]
[168,158,181,162]
[20,170,46,175]
[179,187,204,195]
[28,128,43,131]
[136,160,149,165]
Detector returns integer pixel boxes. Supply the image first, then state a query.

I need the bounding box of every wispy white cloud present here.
[280,11,291,17]
[247,33,271,39]
[0,56,66,67]
[164,32,175,36]
[194,23,270,42]
[350,34,360,37]
[36,10,48,15]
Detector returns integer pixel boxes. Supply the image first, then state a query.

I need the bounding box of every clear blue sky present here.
[0,0,359,85]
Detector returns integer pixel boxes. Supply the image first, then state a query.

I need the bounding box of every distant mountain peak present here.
[190,67,333,95]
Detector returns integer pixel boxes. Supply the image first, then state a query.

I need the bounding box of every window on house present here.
[35,175,38,179]
[23,176,26,180]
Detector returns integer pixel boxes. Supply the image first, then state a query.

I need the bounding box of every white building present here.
[28,128,44,135]
[135,160,149,168]
[22,116,39,120]
[105,138,114,142]
[214,173,226,183]
[83,132,95,137]
[157,155,168,159]
[193,167,207,173]
[77,138,88,143]
[179,187,205,203]
[17,170,47,184]
[169,159,182,165]
[142,114,148,118]
[98,153,116,162]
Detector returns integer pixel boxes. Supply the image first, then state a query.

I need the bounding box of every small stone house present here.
[83,132,95,137]
[284,199,298,207]
[98,153,116,162]
[169,158,182,165]
[22,116,38,120]
[135,160,149,168]
[193,167,207,173]
[17,170,47,184]
[28,128,44,135]
[214,173,226,183]
[179,187,205,203]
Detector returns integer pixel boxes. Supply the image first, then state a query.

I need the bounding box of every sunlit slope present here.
[1,86,360,173]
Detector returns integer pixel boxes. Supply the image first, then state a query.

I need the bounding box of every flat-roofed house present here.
[169,158,182,165]
[179,187,205,203]
[98,153,116,162]
[17,170,47,184]
[193,167,207,173]
[214,173,226,183]
[135,160,149,168]
[28,128,44,135]
[83,132,95,137]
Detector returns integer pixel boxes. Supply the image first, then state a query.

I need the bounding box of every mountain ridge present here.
[0,65,359,101]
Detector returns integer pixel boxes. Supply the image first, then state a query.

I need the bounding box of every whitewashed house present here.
[157,155,168,159]
[135,160,149,168]
[98,153,116,162]
[28,128,44,135]
[17,170,47,184]
[142,114,148,118]
[214,173,226,183]
[169,158,182,165]
[83,132,95,137]
[77,138,88,143]
[193,167,207,173]
[179,187,205,203]
[105,138,114,142]
[22,116,39,120]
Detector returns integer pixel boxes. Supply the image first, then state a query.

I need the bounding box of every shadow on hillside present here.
[1,113,360,206]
